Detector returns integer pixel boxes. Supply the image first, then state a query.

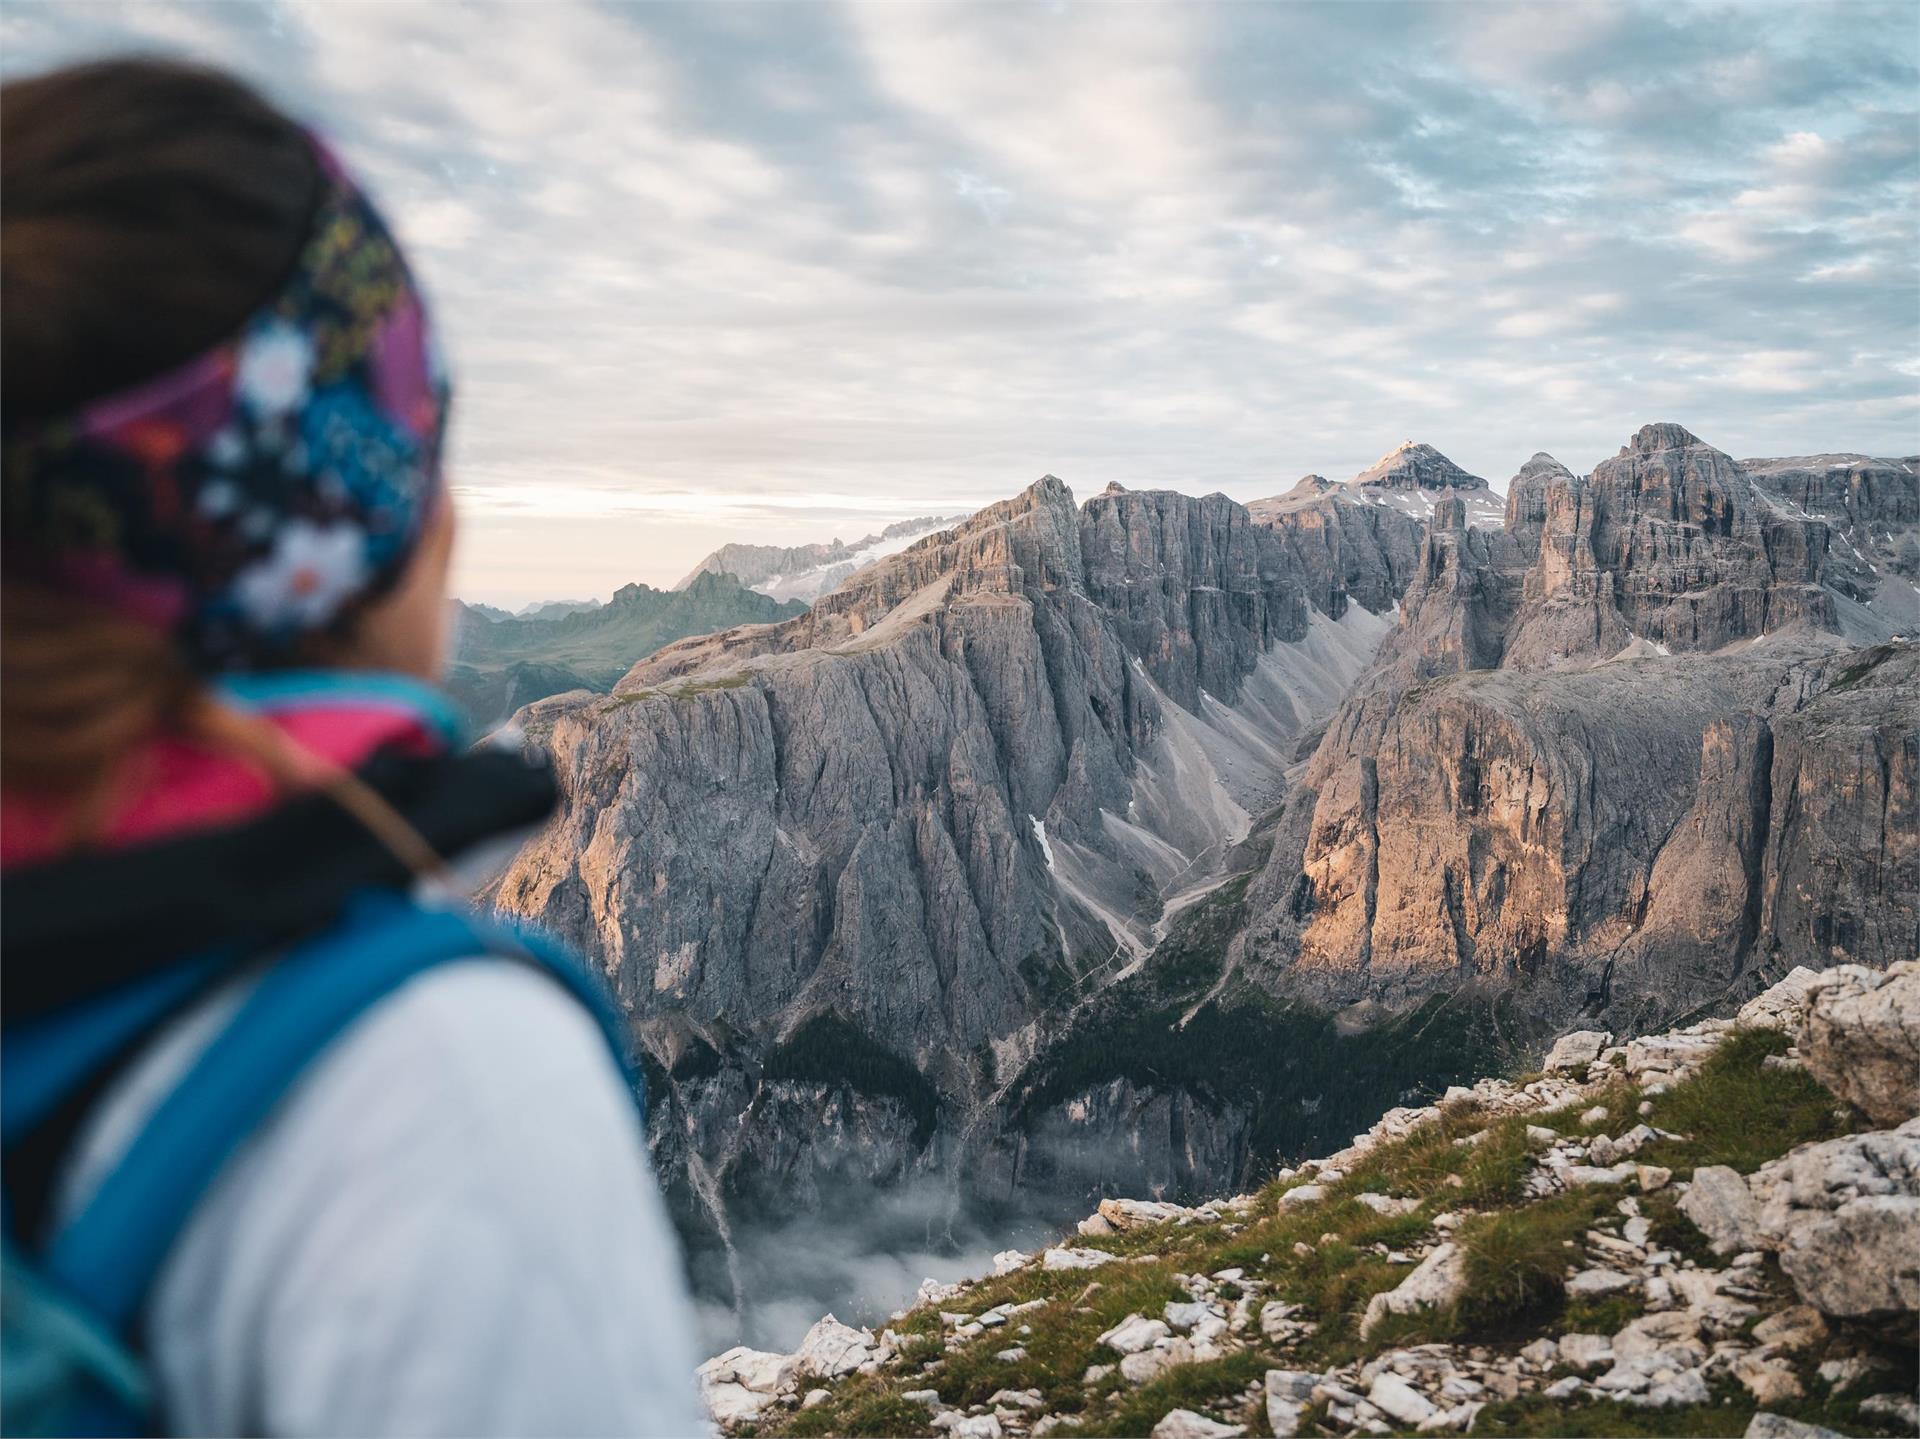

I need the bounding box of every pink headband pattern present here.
[2,140,451,671]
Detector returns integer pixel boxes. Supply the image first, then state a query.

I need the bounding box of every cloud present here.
[4,0,1915,605]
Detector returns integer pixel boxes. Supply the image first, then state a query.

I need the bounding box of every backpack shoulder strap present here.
[41,891,631,1336]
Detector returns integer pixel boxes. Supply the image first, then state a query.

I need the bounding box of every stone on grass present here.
[1150,1410,1245,1439]
[1266,1369,1317,1438]
[794,1315,877,1379]
[1544,1376,1583,1399]
[1580,1105,1610,1125]
[1359,1242,1468,1338]
[1095,1313,1170,1355]
[1734,967,1826,1031]
[1565,1268,1637,1299]
[1277,1184,1327,1210]
[1745,1415,1844,1439]
[1355,1192,1421,1217]
[1557,1333,1613,1371]
[1119,1339,1193,1385]
[802,1388,831,1409]
[952,1416,1003,1439]
[992,1249,1030,1275]
[1042,1246,1118,1271]
[1860,1394,1920,1430]
[1678,1165,1764,1255]
[1636,1164,1672,1191]
[1367,1372,1437,1426]
[1544,1030,1613,1073]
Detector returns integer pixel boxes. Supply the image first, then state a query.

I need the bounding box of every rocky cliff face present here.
[492,475,1391,1295]
[1235,425,1917,1042]
[491,426,1917,1344]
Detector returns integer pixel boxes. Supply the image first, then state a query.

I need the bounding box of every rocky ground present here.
[698,964,1920,1438]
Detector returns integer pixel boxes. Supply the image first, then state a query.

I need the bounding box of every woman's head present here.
[2,59,455,798]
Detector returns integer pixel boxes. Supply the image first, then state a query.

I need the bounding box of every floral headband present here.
[1,139,450,672]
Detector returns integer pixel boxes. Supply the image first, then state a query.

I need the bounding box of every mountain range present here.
[446,572,806,729]
[675,514,971,604]
[483,427,1917,1337]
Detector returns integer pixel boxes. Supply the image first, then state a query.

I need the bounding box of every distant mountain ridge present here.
[676,514,970,603]
[446,571,804,728]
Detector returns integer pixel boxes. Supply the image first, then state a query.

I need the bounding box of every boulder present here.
[794,1315,877,1379]
[1367,1373,1437,1426]
[1360,1243,1467,1337]
[1749,1304,1827,1351]
[1565,1268,1638,1299]
[1266,1370,1317,1438]
[1042,1246,1118,1271]
[1354,1192,1421,1217]
[1096,1314,1171,1355]
[1679,1165,1764,1254]
[992,1249,1031,1275]
[697,1345,797,1395]
[1150,1411,1246,1439]
[1745,1416,1843,1439]
[1557,1334,1614,1371]
[1543,1030,1613,1073]
[1277,1184,1327,1210]
[1734,967,1826,1031]
[1119,1339,1193,1385]
[1797,961,1920,1126]
[1099,1198,1195,1230]
[1732,1353,1804,1406]
[1747,1121,1920,1316]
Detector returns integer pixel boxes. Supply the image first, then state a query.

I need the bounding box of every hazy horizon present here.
[6,1,1916,608]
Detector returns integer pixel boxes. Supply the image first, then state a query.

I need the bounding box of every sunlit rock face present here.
[1238,424,1918,1033]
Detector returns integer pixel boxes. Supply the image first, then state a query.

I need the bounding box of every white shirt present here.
[55,960,706,1437]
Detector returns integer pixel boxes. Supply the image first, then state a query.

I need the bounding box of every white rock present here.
[1042,1246,1118,1271]
[1083,1363,1114,1384]
[1524,1125,1559,1148]
[1096,1313,1171,1355]
[1367,1373,1437,1426]
[700,1381,775,1425]
[697,1345,797,1396]
[1100,1197,1195,1231]
[1745,1416,1844,1439]
[1544,1376,1584,1399]
[1860,1394,1920,1430]
[1580,1105,1610,1125]
[1360,1243,1467,1338]
[1077,1213,1116,1236]
[1265,1368,1319,1427]
[1734,967,1826,1031]
[1544,1030,1613,1072]
[1355,1192,1421,1217]
[1679,1165,1765,1255]
[794,1315,877,1379]
[953,1416,1003,1439]
[1149,1410,1245,1439]
[1637,1164,1673,1192]
[903,1389,944,1406]
[802,1388,831,1410]
[1557,1333,1614,1371]
[1563,1163,1637,1187]
[1119,1339,1193,1385]
[992,1249,1030,1275]
[1277,1184,1328,1210]
[1565,1268,1638,1299]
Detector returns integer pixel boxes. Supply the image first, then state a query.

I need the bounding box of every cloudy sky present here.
[6,1,1917,605]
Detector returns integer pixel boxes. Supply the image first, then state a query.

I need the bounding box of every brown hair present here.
[2,60,441,872]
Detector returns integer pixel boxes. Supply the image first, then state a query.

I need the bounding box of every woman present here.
[1,59,702,1436]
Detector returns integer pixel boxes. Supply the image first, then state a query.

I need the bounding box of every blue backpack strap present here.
[40,891,631,1336]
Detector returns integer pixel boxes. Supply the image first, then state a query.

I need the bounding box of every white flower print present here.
[235,320,314,419]
[229,519,370,630]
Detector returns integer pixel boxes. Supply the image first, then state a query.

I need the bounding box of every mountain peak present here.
[1350,441,1488,492]
[1626,422,1705,456]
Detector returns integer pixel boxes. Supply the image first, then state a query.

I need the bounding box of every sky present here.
[5,1,1918,607]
